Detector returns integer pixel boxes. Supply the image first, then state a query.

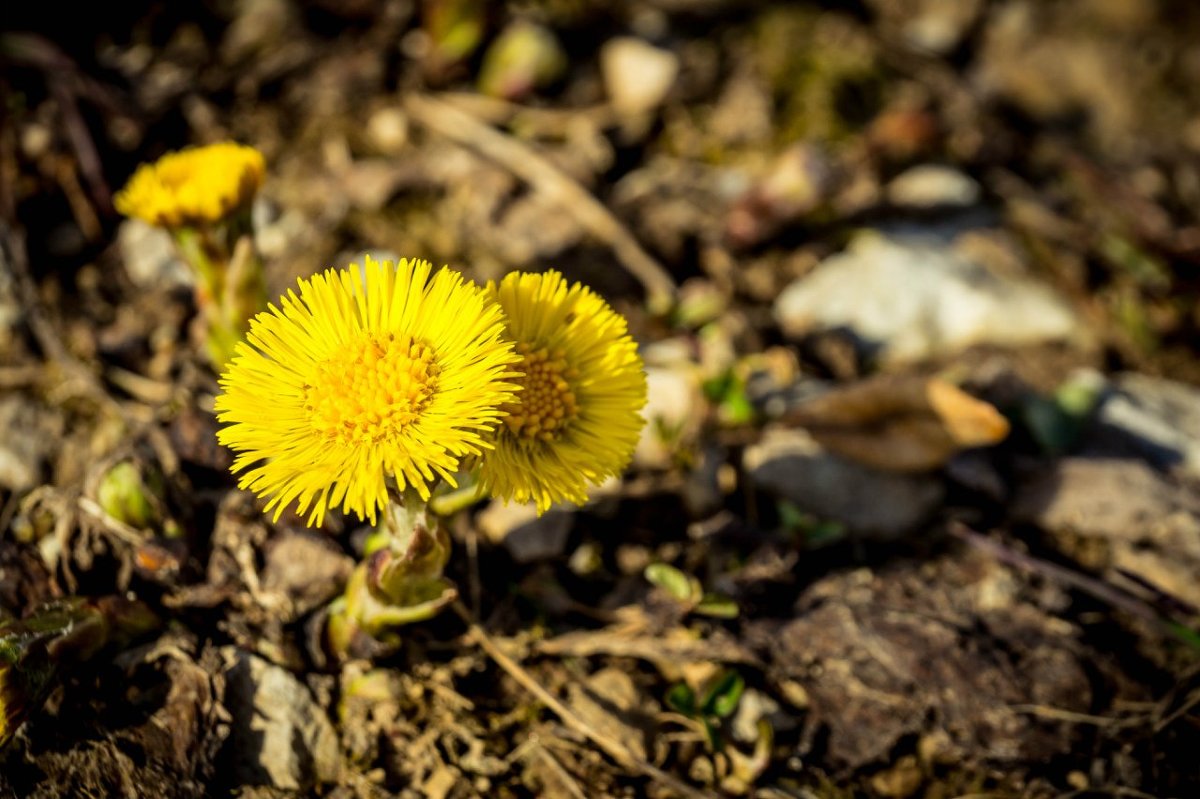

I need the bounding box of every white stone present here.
[774,232,1082,365]
[601,37,679,116]
[887,164,981,208]
[634,365,702,470]
[366,106,409,155]
[118,219,191,288]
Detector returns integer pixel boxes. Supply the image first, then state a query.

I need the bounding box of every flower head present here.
[215,256,519,526]
[477,270,647,513]
[115,142,265,227]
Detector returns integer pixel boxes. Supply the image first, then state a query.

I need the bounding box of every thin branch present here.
[405,93,677,313]
[452,601,713,799]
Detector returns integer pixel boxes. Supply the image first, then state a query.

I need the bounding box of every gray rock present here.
[751,550,1090,767]
[366,106,409,155]
[118,219,191,288]
[477,500,574,564]
[774,232,1082,365]
[0,396,62,491]
[743,428,944,538]
[223,649,340,791]
[1088,373,1200,480]
[1012,456,1200,608]
[1012,457,1200,542]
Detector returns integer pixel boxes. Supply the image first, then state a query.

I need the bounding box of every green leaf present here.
[719,388,756,427]
[665,682,696,716]
[645,563,700,603]
[701,669,745,719]
[695,593,739,619]
[701,371,736,403]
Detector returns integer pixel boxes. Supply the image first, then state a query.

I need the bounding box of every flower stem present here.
[324,493,458,660]
[170,216,266,370]
[428,477,484,517]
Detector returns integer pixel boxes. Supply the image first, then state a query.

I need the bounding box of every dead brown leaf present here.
[783,375,1010,472]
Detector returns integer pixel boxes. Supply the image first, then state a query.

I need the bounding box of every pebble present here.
[601,37,680,116]
[223,649,340,791]
[1086,372,1200,480]
[477,500,574,563]
[634,364,703,470]
[886,164,981,209]
[743,428,944,538]
[118,219,192,288]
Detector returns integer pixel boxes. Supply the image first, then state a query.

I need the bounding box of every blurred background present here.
[4,1,1200,797]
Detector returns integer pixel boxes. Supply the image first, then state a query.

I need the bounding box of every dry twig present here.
[453,601,714,799]
[405,93,678,313]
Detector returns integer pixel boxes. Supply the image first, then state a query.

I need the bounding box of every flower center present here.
[304,333,440,444]
[502,343,579,442]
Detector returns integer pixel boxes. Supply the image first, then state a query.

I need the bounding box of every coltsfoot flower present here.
[114,142,265,228]
[216,257,519,526]
[477,270,647,513]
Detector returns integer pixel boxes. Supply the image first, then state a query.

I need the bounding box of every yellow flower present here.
[477,270,647,513]
[115,142,265,227]
[215,256,519,526]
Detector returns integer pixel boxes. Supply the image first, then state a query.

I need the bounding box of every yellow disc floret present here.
[501,343,579,442]
[305,335,441,444]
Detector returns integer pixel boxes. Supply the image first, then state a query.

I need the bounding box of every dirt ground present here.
[2,1,1200,797]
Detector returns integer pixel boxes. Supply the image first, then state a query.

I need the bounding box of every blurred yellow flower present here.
[477,270,647,513]
[215,256,519,526]
[114,142,265,227]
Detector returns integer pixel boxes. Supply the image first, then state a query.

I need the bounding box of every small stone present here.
[1012,457,1200,607]
[601,37,679,116]
[900,0,984,54]
[886,164,981,209]
[1012,458,1198,542]
[19,122,52,160]
[118,219,191,289]
[1088,372,1200,480]
[634,365,703,470]
[223,649,340,791]
[477,500,573,564]
[743,428,943,538]
[366,106,409,155]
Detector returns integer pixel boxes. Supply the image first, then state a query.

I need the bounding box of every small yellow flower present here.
[115,142,265,227]
[215,256,519,526]
[477,270,647,513]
